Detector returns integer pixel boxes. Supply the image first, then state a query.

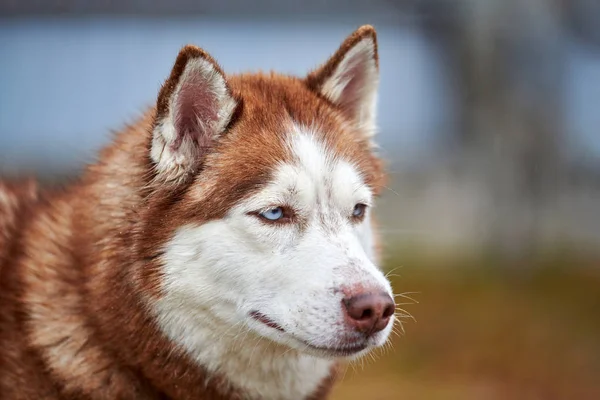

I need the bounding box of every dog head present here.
[140,25,395,360]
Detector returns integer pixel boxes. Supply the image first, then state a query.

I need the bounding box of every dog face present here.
[144,26,395,361]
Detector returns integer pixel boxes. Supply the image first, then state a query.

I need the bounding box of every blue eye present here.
[260,207,284,221]
[352,204,366,218]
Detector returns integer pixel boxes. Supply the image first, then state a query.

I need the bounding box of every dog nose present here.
[342,292,395,334]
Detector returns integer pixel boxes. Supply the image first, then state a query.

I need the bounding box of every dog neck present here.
[152,300,337,399]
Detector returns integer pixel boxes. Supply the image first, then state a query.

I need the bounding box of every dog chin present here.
[292,339,372,360]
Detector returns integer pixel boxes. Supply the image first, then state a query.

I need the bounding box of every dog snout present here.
[342,291,394,335]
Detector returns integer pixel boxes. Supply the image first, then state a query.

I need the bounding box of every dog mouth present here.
[249,311,285,332]
[249,310,368,357]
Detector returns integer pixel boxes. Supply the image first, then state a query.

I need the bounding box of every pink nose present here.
[342,292,395,334]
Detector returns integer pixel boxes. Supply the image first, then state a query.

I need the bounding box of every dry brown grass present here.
[331,258,600,400]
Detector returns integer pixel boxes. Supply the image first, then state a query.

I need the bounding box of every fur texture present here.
[0,25,393,400]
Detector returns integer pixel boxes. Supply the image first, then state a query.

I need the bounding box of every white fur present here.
[151,56,237,182]
[320,38,379,139]
[152,126,393,399]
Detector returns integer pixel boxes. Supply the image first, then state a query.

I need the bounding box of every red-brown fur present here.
[0,25,384,399]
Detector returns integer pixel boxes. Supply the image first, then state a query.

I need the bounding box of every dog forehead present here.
[231,126,372,219]
[285,127,369,202]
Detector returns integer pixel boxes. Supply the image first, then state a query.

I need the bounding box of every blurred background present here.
[1,1,599,399]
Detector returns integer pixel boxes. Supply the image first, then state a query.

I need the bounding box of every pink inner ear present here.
[172,73,220,151]
[337,51,371,115]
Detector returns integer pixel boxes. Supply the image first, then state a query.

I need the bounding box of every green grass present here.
[331,258,600,400]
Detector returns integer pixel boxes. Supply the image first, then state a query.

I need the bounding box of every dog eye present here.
[250,206,295,224]
[260,207,285,221]
[352,204,367,219]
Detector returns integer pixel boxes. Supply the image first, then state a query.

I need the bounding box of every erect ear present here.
[306,25,379,138]
[151,45,237,183]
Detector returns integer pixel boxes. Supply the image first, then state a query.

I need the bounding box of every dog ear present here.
[151,45,237,183]
[306,25,379,138]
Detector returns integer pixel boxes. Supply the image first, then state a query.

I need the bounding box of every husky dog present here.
[0,25,395,400]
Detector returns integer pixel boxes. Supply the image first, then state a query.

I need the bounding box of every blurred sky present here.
[0,16,599,172]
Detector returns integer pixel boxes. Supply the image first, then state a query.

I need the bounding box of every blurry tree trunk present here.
[423,0,566,258]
